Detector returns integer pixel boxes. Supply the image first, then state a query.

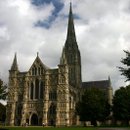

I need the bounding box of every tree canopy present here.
[0,103,6,122]
[113,85,130,125]
[76,88,110,126]
[0,79,7,100]
[119,50,130,81]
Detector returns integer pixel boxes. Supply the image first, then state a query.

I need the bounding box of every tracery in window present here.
[49,91,57,101]
[30,82,34,99]
[35,79,39,99]
[38,67,41,75]
[41,67,44,74]
[17,104,22,115]
[40,81,44,99]
[32,68,34,75]
[48,104,56,115]
[35,67,37,75]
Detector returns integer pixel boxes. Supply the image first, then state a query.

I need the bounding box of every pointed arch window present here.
[17,104,22,115]
[49,91,57,101]
[60,75,65,83]
[40,81,44,99]
[41,67,44,75]
[38,67,41,75]
[34,67,37,75]
[35,79,39,99]
[30,82,34,99]
[68,53,73,64]
[49,104,56,115]
[32,68,35,75]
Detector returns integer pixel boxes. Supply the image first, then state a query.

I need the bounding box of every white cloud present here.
[0,25,10,41]
[0,0,55,73]
[0,0,130,93]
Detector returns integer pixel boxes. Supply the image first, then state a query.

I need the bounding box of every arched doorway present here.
[48,103,56,126]
[31,114,38,126]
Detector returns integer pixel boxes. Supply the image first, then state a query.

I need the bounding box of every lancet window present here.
[31,66,44,76]
[30,79,44,100]
[30,82,34,100]
[49,91,57,101]
[35,79,39,99]
[40,81,44,99]
[48,104,56,115]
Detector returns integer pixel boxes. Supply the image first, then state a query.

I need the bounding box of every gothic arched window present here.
[30,82,34,99]
[32,68,34,75]
[17,104,22,115]
[35,67,37,75]
[68,53,73,64]
[35,79,39,99]
[38,67,41,75]
[49,104,56,115]
[40,81,44,99]
[41,67,43,74]
[49,91,57,101]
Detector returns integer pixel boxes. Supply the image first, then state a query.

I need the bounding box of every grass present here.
[0,126,96,130]
[0,126,130,130]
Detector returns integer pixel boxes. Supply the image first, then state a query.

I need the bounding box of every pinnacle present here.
[11,53,18,71]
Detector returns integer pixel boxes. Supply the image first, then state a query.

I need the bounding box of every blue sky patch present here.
[32,0,64,28]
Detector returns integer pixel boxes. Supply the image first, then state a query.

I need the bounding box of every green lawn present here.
[0,126,130,130]
[0,127,96,130]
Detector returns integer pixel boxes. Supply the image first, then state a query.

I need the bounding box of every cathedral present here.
[6,3,113,126]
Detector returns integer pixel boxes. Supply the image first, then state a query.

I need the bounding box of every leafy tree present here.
[0,79,7,100]
[113,85,130,125]
[76,88,110,126]
[0,103,6,122]
[119,50,130,81]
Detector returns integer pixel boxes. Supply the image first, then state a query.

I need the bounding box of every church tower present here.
[6,3,113,127]
[6,53,19,126]
[60,3,82,88]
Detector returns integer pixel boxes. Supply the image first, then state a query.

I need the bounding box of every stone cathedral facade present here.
[6,3,113,126]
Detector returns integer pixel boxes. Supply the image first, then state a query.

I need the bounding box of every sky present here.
[0,0,130,93]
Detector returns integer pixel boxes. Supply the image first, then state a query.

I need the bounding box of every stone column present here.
[21,79,29,125]
[57,64,70,126]
[108,87,113,105]
[6,75,18,125]
[42,72,49,125]
[8,83,18,126]
[56,101,60,126]
[64,65,70,126]
[43,93,48,125]
[65,87,70,126]
[9,102,16,126]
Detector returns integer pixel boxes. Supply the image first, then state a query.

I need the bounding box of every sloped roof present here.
[29,54,49,71]
[82,80,110,89]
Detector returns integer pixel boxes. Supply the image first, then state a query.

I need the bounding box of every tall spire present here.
[60,2,82,88]
[65,2,77,46]
[108,76,112,87]
[11,53,18,71]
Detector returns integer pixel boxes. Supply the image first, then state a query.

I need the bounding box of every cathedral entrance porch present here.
[48,119,55,126]
[31,114,38,126]
[47,103,56,126]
